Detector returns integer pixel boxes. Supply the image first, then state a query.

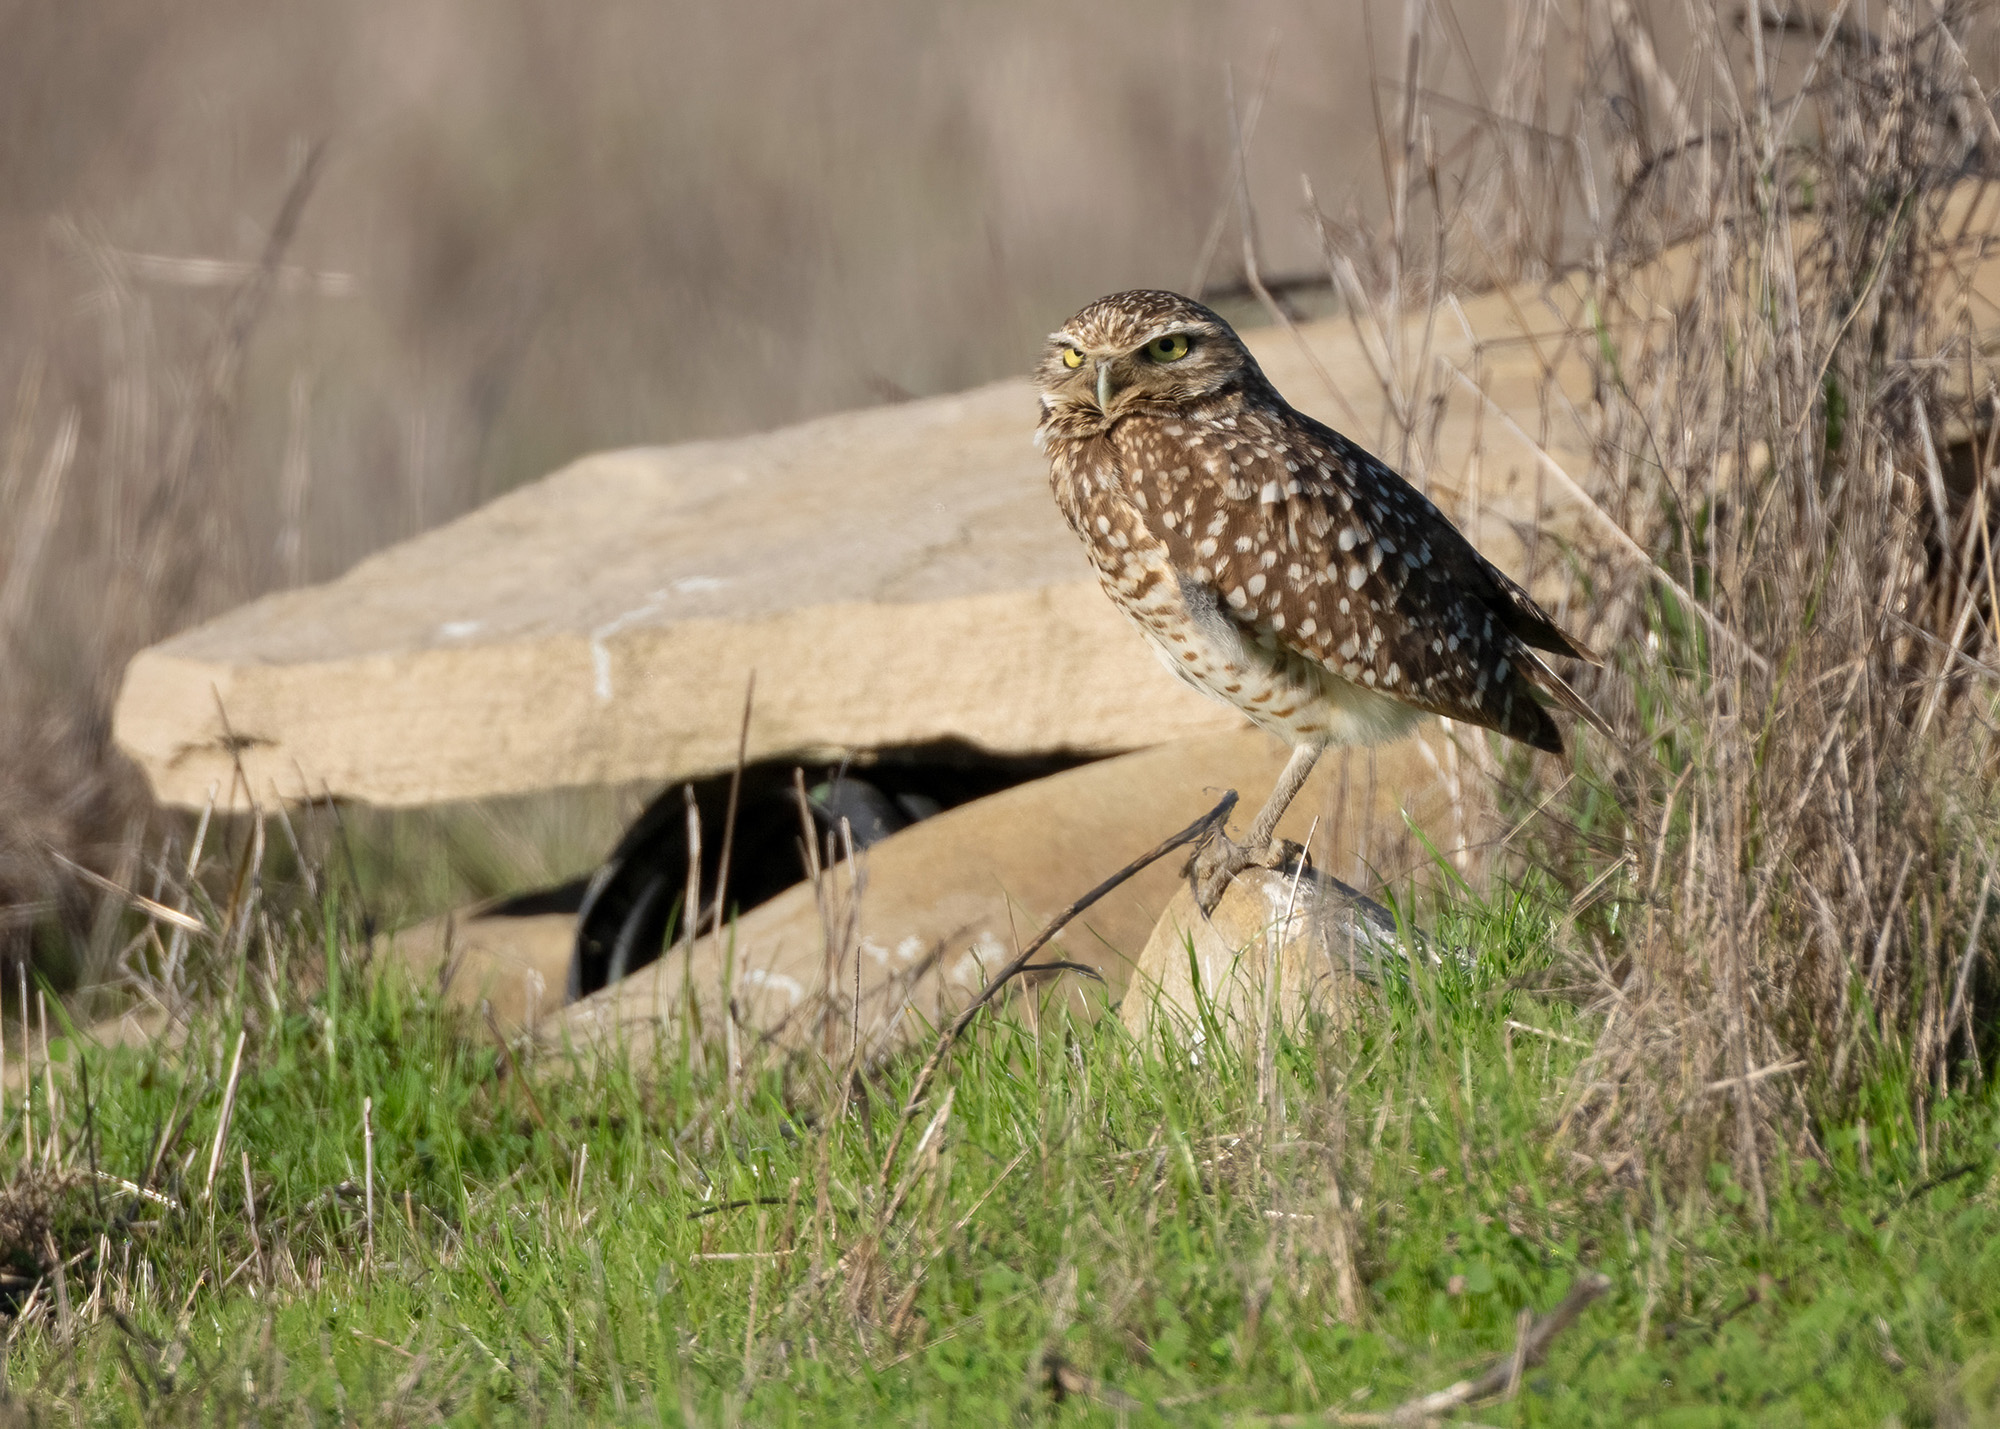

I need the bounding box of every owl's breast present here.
[1047,436,1167,589]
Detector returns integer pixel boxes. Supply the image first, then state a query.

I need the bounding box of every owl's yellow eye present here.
[1061,346,1085,369]
[1146,333,1191,363]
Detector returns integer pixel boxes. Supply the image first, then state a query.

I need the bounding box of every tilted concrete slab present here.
[550,724,1484,1062]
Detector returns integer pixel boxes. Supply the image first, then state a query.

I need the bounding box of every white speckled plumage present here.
[1035,289,1601,762]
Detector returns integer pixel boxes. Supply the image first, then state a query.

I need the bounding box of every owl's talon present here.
[1190,833,1277,914]
[1191,830,1313,912]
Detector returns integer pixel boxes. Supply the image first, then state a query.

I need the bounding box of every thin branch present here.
[1373,1273,1610,1425]
[1244,1275,1609,1426]
[874,792,1239,1190]
[709,674,756,939]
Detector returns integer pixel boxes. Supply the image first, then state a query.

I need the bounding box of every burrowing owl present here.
[1035,289,1603,907]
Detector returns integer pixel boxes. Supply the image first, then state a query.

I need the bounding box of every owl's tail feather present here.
[1525,650,1614,742]
[1486,565,1603,666]
[1530,622,1602,667]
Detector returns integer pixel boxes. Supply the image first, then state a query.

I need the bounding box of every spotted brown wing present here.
[1124,407,1591,753]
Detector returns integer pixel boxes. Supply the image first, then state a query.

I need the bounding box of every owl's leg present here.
[1193,741,1323,912]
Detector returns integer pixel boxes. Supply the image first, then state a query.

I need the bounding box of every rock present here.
[1119,866,1398,1045]
[113,392,1238,812]
[552,724,1480,1063]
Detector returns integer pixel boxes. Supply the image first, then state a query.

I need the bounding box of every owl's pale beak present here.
[1095,359,1115,412]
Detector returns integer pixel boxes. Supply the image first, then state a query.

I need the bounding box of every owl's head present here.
[1035,290,1259,432]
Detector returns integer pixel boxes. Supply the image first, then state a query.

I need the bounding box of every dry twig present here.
[1244,1272,1610,1426]
[873,792,1238,1192]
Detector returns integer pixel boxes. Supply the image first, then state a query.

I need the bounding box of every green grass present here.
[2,885,1998,1426]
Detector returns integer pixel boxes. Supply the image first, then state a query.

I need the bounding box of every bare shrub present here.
[0,153,324,981]
[1549,2,2000,1204]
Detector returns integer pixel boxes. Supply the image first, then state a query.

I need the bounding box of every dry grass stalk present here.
[202,1030,248,1202]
